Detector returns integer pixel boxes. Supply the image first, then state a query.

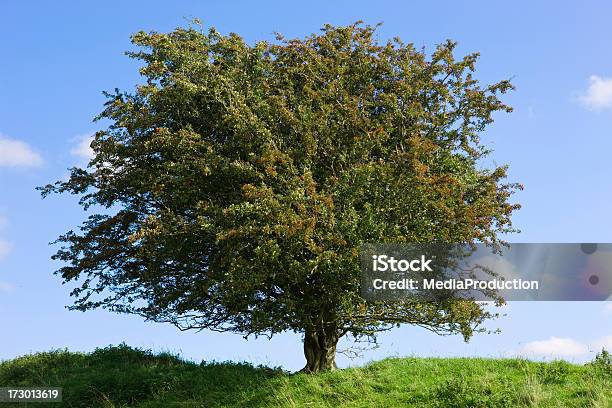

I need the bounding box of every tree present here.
[41,22,521,373]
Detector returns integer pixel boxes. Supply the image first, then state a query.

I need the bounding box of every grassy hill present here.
[0,345,609,407]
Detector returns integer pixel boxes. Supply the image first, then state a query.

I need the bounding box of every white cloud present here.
[604,303,612,315]
[0,281,15,293]
[579,75,612,110]
[517,334,612,359]
[0,134,43,168]
[517,337,589,358]
[0,239,11,260]
[591,335,612,351]
[70,133,95,161]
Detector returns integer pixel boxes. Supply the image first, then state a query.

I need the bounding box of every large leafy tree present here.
[42,22,520,372]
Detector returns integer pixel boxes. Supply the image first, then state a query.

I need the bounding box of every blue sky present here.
[0,1,610,371]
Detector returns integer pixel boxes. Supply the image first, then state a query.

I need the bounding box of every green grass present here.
[0,344,609,407]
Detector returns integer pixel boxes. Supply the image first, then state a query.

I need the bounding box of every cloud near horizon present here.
[518,337,588,358]
[0,133,44,168]
[579,75,612,110]
[517,335,612,359]
[592,335,612,352]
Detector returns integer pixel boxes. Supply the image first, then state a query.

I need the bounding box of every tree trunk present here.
[301,326,339,373]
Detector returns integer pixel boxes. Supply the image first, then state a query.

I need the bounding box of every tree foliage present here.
[41,22,521,372]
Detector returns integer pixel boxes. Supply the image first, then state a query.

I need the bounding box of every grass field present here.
[0,344,609,407]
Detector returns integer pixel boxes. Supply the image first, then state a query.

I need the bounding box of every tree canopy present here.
[41,22,521,372]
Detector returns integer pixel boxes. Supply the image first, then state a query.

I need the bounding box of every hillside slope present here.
[0,345,609,407]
